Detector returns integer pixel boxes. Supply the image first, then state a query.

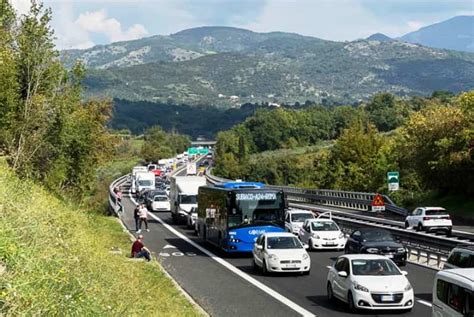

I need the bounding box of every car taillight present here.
[423,217,431,221]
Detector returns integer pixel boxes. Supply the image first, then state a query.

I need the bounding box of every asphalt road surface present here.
[121,186,435,317]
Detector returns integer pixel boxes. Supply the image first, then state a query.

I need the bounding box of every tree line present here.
[0,2,114,198]
[214,91,474,206]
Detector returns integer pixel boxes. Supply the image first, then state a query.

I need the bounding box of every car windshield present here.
[291,213,314,222]
[362,230,394,242]
[154,196,168,202]
[311,221,339,231]
[267,236,303,249]
[425,209,448,216]
[138,180,152,186]
[351,259,401,276]
[180,195,197,204]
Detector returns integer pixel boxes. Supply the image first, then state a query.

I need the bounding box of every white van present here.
[432,268,474,317]
[131,166,147,194]
[170,176,206,224]
[135,172,155,197]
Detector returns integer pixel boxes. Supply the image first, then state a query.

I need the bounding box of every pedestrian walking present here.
[138,203,149,233]
[134,205,140,232]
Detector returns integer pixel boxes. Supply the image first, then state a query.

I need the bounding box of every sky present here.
[10,0,474,50]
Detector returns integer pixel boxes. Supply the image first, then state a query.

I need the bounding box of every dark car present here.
[344,228,407,266]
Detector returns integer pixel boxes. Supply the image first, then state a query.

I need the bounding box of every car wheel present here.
[417,223,424,232]
[327,283,334,302]
[308,239,314,251]
[446,229,452,237]
[253,259,259,271]
[262,260,268,275]
[344,245,350,254]
[404,221,410,229]
[398,261,406,267]
[347,292,357,313]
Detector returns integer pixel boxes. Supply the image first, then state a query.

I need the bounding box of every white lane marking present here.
[159,252,170,257]
[186,252,197,257]
[417,299,433,307]
[164,244,177,249]
[172,252,184,257]
[129,190,315,317]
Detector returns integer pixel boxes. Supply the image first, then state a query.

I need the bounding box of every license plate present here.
[285,264,297,268]
[326,242,336,246]
[386,254,394,258]
[381,295,394,302]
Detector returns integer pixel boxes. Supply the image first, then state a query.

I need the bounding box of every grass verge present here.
[0,159,199,316]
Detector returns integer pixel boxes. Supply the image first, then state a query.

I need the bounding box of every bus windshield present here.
[180,195,197,204]
[230,191,284,228]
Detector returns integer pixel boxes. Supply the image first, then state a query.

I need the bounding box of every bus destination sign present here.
[236,192,277,201]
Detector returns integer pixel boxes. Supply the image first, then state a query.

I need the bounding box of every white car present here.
[298,218,346,250]
[284,208,315,234]
[404,207,452,235]
[253,232,310,275]
[432,268,474,317]
[150,194,170,212]
[327,255,414,312]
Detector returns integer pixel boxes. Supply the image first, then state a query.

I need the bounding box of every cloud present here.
[10,0,31,15]
[75,9,148,43]
[407,21,425,31]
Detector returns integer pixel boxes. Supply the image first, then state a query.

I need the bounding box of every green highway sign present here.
[198,148,209,155]
[187,147,198,155]
[387,171,399,191]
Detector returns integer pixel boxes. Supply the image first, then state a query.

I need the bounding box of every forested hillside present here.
[214,91,474,209]
[63,26,474,107]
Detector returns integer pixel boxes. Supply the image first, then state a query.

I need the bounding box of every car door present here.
[332,258,349,299]
[299,221,310,243]
[253,235,264,266]
[346,231,361,253]
[410,209,421,227]
[285,213,291,232]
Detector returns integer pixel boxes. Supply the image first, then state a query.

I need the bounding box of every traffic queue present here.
[126,151,473,316]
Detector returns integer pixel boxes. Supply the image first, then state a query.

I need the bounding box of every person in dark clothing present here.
[133,205,140,232]
[131,235,151,261]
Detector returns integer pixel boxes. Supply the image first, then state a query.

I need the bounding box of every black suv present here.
[345,228,407,266]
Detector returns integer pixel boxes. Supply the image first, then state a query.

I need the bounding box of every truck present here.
[135,172,155,197]
[131,166,148,194]
[186,162,197,175]
[170,176,207,224]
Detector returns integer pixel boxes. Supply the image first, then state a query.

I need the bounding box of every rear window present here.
[436,278,474,315]
[426,209,448,216]
[447,251,474,268]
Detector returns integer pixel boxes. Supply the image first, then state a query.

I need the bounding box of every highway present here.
[121,182,435,317]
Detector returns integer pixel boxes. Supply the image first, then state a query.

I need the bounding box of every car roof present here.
[264,232,297,238]
[419,207,446,210]
[356,228,390,234]
[287,208,313,214]
[452,245,474,252]
[437,269,474,284]
[341,254,392,260]
[306,218,334,223]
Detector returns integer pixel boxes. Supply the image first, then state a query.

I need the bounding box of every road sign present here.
[198,148,209,155]
[187,147,198,155]
[387,171,399,191]
[371,193,385,212]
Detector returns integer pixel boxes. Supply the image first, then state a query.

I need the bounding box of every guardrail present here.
[205,170,407,216]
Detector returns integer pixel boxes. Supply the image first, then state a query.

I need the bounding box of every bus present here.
[197,182,287,252]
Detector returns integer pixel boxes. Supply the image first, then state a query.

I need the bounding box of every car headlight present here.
[353,282,369,292]
[269,254,279,261]
[397,247,406,253]
[228,238,240,243]
[302,253,309,260]
[312,234,320,239]
[404,283,412,291]
[338,233,344,239]
[366,248,379,254]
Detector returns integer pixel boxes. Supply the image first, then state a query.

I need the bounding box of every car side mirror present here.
[303,244,309,250]
[256,245,263,250]
[401,271,408,276]
[338,271,348,278]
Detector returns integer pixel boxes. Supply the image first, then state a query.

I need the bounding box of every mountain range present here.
[63,17,474,107]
